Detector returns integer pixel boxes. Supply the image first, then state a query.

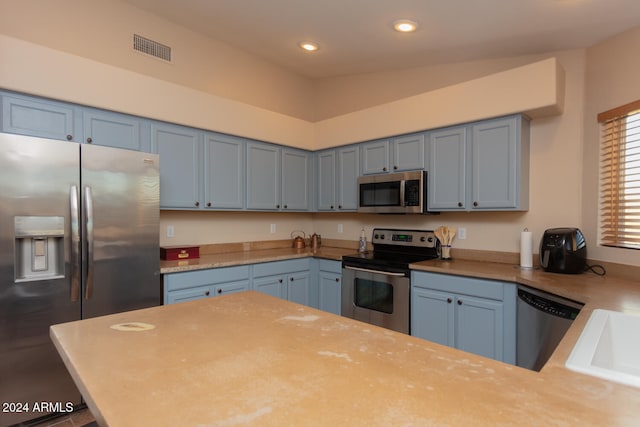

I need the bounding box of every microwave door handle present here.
[400,180,406,207]
[343,266,406,277]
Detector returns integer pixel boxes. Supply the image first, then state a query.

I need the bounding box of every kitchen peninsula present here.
[52,285,640,426]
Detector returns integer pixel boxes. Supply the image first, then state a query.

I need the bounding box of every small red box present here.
[160,246,200,261]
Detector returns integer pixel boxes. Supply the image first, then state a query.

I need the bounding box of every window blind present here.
[599,100,640,249]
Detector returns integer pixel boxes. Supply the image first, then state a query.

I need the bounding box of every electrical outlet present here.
[458,227,467,240]
[166,225,174,238]
[338,224,343,233]
[270,224,276,234]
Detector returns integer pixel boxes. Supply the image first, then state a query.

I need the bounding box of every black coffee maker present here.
[539,228,587,274]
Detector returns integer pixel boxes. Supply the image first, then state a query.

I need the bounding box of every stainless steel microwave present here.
[357,171,434,214]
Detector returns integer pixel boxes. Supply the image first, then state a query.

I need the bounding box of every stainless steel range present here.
[341,228,440,334]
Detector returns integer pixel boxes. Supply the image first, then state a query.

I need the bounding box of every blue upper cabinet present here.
[317,149,336,211]
[1,92,81,142]
[336,145,359,210]
[2,91,530,214]
[203,132,245,209]
[471,116,529,210]
[391,133,425,172]
[360,139,390,174]
[428,115,530,212]
[428,126,468,210]
[361,134,425,174]
[151,122,202,209]
[316,145,359,211]
[0,91,151,151]
[246,142,281,210]
[82,108,150,152]
[281,148,310,211]
[246,142,311,211]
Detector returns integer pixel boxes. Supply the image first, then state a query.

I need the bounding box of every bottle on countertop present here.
[358,228,367,253]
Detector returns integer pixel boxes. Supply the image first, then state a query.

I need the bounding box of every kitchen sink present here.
[566,309,640,388]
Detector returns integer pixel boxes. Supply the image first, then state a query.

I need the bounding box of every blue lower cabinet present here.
[163,266,250,304]
[252,258,314,307]
[253,275,287,300]
[411,271,516,364]
[317,260,342,315]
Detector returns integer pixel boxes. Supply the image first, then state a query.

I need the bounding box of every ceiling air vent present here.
[133,34,172,62]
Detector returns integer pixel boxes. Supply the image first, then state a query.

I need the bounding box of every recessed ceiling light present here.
[393,19,418,33]
[299,41,319,52]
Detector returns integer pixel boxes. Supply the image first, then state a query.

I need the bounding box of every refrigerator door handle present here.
[84,186,95,300]
[70,185,81,302]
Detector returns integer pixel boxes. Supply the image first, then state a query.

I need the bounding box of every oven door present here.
[341,265,410,334]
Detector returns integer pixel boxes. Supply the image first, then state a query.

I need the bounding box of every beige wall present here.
[1,0,636,266]
[313,50,586,254]
[156,50,583,254]
[582,27,640,267]
[0,0,315,121]
[160,211,314,247]
[312,54,560,121]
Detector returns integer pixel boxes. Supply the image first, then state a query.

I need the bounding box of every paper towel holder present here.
[517,227,536,271]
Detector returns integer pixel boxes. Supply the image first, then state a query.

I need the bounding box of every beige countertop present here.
[51,290,640,427]
[410,258,640,379]
[160,246,352,274]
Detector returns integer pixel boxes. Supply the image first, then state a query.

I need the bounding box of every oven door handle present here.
[343,266,406,277]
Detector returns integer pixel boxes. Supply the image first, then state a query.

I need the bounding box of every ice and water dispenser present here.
[14,216,65,282]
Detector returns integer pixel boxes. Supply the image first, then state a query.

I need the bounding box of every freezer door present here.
[0,134,82,424]
[80,144,160,318]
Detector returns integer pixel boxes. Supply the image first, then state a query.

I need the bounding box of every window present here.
[598,100,640,249]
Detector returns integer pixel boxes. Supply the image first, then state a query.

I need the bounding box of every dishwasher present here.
[516,285,583,371]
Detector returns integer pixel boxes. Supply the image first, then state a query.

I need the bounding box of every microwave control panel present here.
[404,179,421,206]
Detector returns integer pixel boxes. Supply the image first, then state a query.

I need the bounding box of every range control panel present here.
[371,228,438,248]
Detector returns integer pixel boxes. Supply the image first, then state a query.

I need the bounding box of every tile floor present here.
[28,408,95,427]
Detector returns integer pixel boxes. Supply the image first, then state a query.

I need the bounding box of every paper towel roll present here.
[520,229,533,268]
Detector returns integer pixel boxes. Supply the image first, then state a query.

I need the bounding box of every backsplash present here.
[160,210,533,254]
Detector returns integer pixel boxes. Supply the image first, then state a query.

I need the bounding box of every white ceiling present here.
[124,0,640,79]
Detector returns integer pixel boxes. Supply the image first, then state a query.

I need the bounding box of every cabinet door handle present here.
[207,202,212,207]
[290,277,294,282]
[66,134,73,141]
[335,278,340,282]
[473,201,478,207]
[279,279,283,283]
[217,288,222,294]
[393,165,398,170]
[86,137,93,143]
[382,167,387,172]
[447,298,452,304]
[457,299,463,305]
[330,205,334,209]
[457,202,463,207]
[205,291,210,296]
[195,201,200,207]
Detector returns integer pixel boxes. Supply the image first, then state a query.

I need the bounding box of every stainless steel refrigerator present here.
[0,133,160,426]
